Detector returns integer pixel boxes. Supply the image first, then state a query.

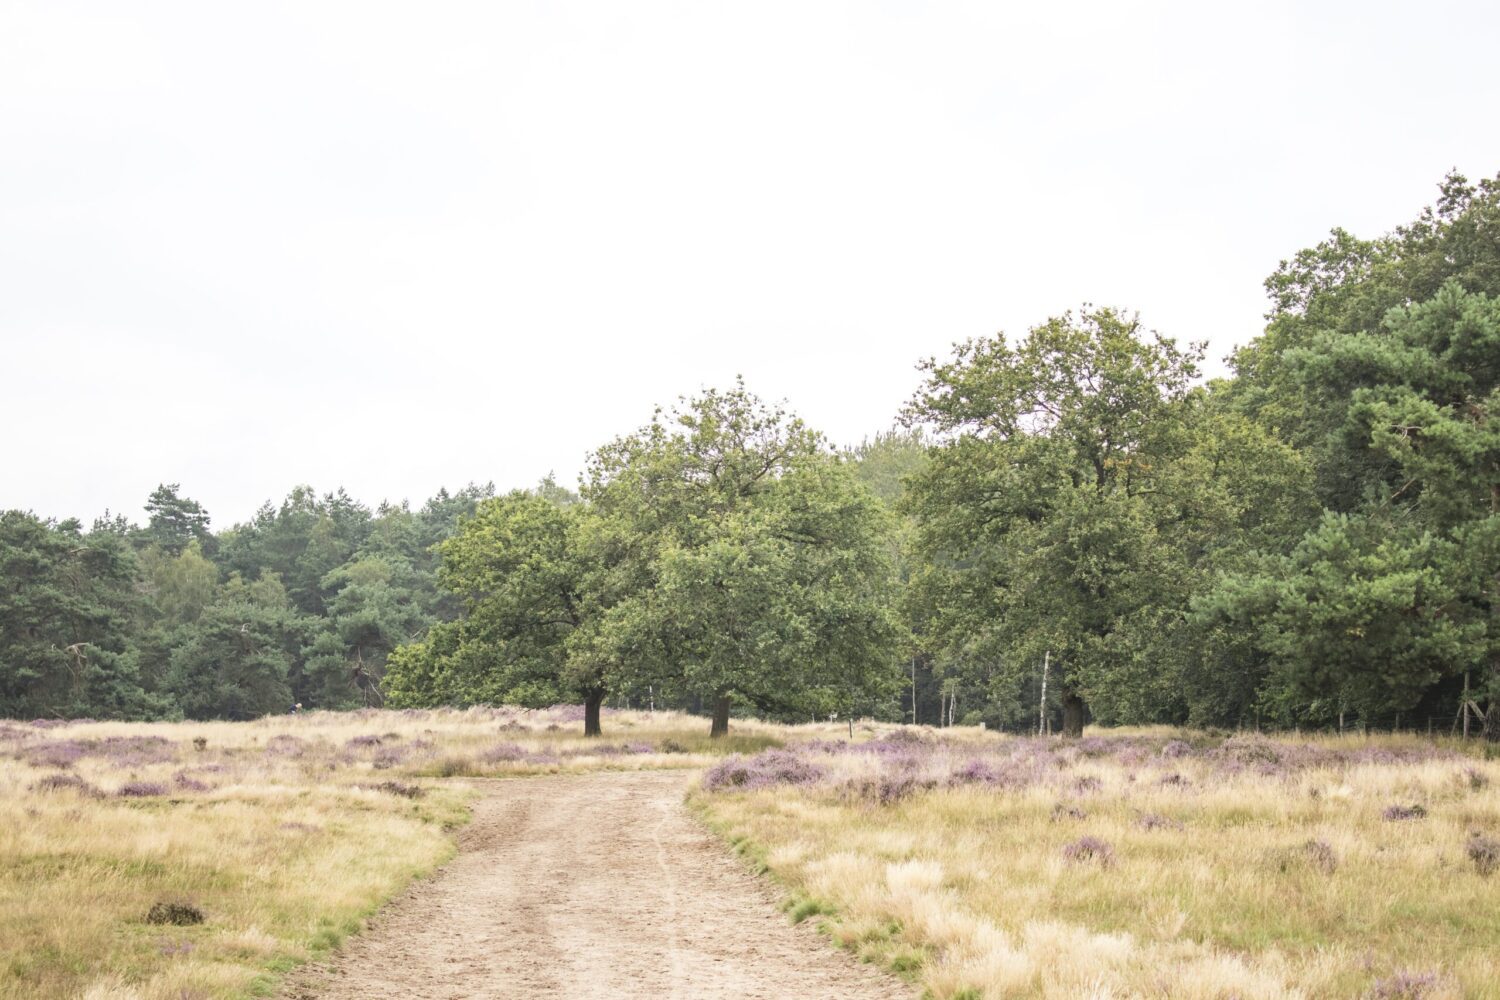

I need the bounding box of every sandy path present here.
[283,771,912,1000]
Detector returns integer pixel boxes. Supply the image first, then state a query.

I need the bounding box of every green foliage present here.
[0,511,161,719]
[385,490,598,711]
[581,381,904,728]
[143,483,212,556]
[903,308,1210,728]
[168,597,308,720]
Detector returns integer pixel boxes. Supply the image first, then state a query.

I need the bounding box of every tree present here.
[1216,173,1500,733]
[1211,284,1500,729]
[385,490,611,732]
[143,484,212,555]
[1203,513,1479,725]
[584,381,902,736]
[141,540,219,626]
[168,583,308,720]
[0,511,160,719]
[903,308,1206,736]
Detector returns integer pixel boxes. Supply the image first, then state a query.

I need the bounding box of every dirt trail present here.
[283,771,912,1000]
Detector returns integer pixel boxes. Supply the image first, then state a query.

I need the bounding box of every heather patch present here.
[845,773,937,805]
[478,742,528,763]
[117,781,170,798]
[371,746,407,769]
[19,735,178,769]
[1381,803,1428,822]
[1051,802,1089,821]
[1160,739,1193,758]
[29,773,104,797]
[1302,838,1339,875]
[264,734,310,757]
[97,735,179,767]
[145,902,204,926]
[1135,812,1183,831]
[1370,969,1441,999]
[1061,835,1114,866]
[949,758,1000,785]
[360,781,424,799]
[702,750,824,792]
[22,740,88,768]
[1466,833,1499,876]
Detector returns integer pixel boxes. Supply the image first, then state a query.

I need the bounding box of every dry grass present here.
[13,709,1496,1000]
[0,705,775,999]
[693,726,1500,1000]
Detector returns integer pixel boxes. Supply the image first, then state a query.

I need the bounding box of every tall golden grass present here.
[0,705,777,999]
[694,726,1500,999]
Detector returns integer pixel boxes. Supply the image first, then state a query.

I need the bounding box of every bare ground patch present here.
[282,771,912,999]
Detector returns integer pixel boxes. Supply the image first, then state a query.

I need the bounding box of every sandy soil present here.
[282,770,912,999]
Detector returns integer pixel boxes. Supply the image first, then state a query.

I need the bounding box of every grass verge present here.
[693,727,1500,999]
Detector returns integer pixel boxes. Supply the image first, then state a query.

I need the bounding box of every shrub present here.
[1302,838,1338,875]
[1160,739,1193,759]
[361,781,423,799]
[117,781,169,798]
[146,902,204,926]
[29,773,103,797]
[371,747,408,769]
[847,774,935,805]
[23,740,88,769]
[480,743,534,767]
[950,759,999,785]
[1136,812,1184,832]
[1381,803,1427,822]
[97,735,179,767]
[1215,734,1284,766]
[264,735,308,757]
[1466,834,1499,876]
[1370,970,1439,999]
[1062,836,1114,867]
[702,750,823,792]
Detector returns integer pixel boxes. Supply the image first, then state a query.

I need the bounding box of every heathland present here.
[0,706,761,1000]
[4,708,1497,999]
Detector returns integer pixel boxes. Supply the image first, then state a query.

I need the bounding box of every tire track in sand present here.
[282,770,912,1000]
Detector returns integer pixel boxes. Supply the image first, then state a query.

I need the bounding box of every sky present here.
[3,0,1498,528]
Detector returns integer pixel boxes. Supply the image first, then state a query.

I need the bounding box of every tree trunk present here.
[1061,690,1086,738]
[710,694,731,738]
[584,689,604,738]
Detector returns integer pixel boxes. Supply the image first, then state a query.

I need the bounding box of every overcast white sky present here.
[3,1,1497,527]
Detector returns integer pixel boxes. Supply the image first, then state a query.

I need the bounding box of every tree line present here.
[0,482,497,720]
[4,171,1497,736]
